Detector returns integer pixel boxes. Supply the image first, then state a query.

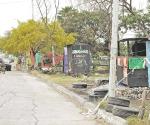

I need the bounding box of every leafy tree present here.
[0,20,75,54]
[0,20,46,54]
[58,7,110,54]
[42,21,76,53]
[120,7,150,37]
[80,0,133,14]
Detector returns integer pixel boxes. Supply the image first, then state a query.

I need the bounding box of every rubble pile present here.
[116,87,150,99]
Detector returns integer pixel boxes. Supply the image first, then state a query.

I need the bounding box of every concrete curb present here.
[50,83,128,125]
[50,83,95,110]
[97,110,127,125]
[37,75,95,110]
[32,72,128,125]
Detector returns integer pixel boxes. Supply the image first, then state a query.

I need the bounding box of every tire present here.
[72,83,87,88]
[89,94,100,102]
[94,89,108,94]
[112,106,139,118]
[108,97,130,107]
[94,89,108,98]
[105,104,114,113]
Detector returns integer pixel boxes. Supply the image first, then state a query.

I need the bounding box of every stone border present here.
[31,72,128,125]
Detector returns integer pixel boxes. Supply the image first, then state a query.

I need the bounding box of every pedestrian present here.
[35,51,42,70]
[17,56,22,71]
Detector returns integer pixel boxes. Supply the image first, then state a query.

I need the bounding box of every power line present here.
[0,0,27,5]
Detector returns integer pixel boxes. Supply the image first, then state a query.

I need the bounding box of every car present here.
[3,58,12,71]
[0,58,6,73]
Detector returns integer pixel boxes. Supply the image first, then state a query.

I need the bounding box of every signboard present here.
[72,50,88,54]
[71,44,91,74]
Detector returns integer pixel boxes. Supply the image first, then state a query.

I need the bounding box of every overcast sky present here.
[0,0,76,36]
[0,0,148,36]
[0,0,31,36]
[132,0,147,10]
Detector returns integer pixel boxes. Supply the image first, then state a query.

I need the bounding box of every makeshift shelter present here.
[117,38,150,87]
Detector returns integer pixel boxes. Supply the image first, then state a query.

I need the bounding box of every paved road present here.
[0,71,105,125]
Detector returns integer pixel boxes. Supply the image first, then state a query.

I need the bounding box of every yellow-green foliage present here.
[0,20,75,54]
[0,20,46,53]
[99,101,107,109]
[46,21,76,53]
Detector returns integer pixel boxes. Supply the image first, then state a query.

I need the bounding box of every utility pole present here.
[109,0,119,97]
[31,0,34,20]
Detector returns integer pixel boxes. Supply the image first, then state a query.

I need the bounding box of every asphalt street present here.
[0,71,104,125]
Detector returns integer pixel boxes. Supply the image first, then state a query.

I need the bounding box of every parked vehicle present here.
[3,58,13,71]
[0,58,5,73]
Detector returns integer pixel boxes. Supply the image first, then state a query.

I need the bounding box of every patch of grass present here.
[47,74,82,85]
[99,101,107,109]
[31,70,109,87]
[96,66,109,70]
[130,99,150,125]
[91,73,109,78]
[127,116,150,125]
[31,70,82,86]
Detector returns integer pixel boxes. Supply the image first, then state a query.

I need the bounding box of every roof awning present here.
[118,38,148,42]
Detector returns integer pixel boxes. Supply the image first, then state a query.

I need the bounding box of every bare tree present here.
[75,0,133,40]
[53,0,60,20]
[35,0,60,66]
[35,0,51,24]
[77,0,133,14]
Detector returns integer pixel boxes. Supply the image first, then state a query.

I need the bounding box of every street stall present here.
[117,38,150,87]
[41,52,63,73]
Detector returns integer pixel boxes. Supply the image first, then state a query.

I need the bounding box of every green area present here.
[128,100,150,125]
[32,71,81,85]
[127,116,150,125]
[32,70,108,86]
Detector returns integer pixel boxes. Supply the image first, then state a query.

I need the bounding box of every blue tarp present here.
[35,51,42,65]
[146,41,150,87]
